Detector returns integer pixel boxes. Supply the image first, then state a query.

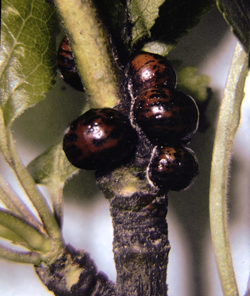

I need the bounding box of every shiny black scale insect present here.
[58,36,84,92]
[63,108,137,170]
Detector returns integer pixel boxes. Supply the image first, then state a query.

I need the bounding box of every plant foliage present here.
[0,0,62,265]
[0,0,58,127]
[217,0,250,53]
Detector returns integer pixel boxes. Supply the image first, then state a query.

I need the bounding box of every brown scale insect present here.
[58,36,84,91]
[148,145,199,191]
[63,108,137,170]
[129,52,177,96]
[133,87,199,145]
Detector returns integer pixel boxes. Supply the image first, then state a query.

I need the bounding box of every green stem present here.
[0,108,11,162]
[49,181,64,229]
[0,224,27,245]
[209,42,249,296]
[0,209,50,252]
[7,132,62,242]
[0,175,42,229]
[0,244,41,264]
[54,0,122,108]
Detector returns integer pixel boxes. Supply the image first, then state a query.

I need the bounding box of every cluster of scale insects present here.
[60,37,199,192]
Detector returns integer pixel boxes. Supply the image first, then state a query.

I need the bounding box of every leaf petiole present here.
[0,243,41,265]
[6,132,62,242]
[0,209,51,252]
[0,174,42,229]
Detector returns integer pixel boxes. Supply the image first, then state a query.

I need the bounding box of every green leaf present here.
[128,0,165,47]
[27,142,78,187]
[209,42,248,296]
[0,0,58,127]
[176,67,211,105]
[129,0,215,51]
[27,142,79,227]
[216,0,250,53]
[142,41,176,56]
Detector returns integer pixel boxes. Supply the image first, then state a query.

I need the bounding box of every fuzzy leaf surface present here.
[217,0,250,53]
[0,0,58,127]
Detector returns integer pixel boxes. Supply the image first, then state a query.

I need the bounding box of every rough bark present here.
[110,193,170,296]
[35,244,116,296]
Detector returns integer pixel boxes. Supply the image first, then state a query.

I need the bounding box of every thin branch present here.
[0,209,51,252]
[36,244,116,296]
[0,175,42,229]
[7,132,62,242]
[54,0,122,109]
[209,42,249,296]
[0,224,27,245]
[0,243,41,264]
